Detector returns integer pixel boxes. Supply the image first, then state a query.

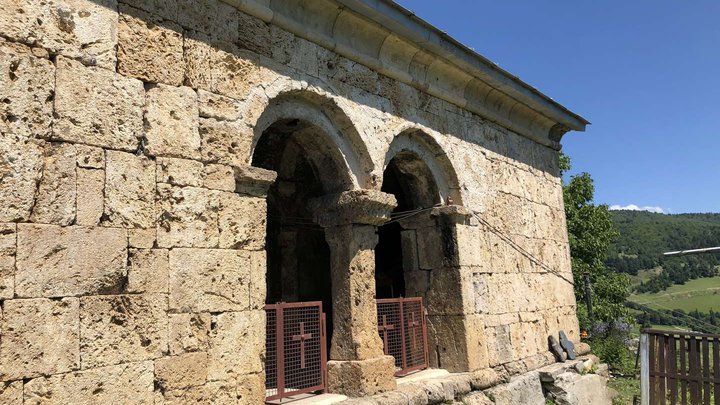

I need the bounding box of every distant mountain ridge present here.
[606,210,720,291]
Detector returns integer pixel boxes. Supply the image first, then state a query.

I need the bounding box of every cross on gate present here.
[408,311,421,350]
[377,314,395,355]
[292,322,313,369]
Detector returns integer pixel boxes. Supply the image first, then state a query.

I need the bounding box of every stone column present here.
[312,190,398,397]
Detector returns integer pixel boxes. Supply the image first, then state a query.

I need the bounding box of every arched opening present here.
[252,118,354,349]
[375,150,441,299]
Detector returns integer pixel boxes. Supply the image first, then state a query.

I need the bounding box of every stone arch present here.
[383,127,463,206]
[250,89,374,192]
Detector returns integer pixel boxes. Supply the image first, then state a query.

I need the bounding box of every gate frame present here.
[376,296,430,377]
[265,301,328,402]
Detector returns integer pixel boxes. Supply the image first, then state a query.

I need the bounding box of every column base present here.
[327,356,397,397]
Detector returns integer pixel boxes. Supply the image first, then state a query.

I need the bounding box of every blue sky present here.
[395,1,720,214]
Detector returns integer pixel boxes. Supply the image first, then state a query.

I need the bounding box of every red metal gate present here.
[376,297,429,376]
[265,302,327,402]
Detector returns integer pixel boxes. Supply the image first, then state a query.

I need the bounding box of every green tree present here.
[561,154,632,331]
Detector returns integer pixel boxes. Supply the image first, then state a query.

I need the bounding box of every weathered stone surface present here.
[145,84,200,159]
[0,223,16,299]
[0,380,22,404]
[237,373,265,404]
[168,248,252,312]
[485,371,544,405]
[118,5,184,85]
[463,392,494,405]
[23,361,155,405]
[204,164,235,192]
[207,310,264,381]
[199,117,252,167]
[184,32,273,100]
[127,249,169,294]
[157,185,219,248]
[176,0,239,42]
[233,165,278,197]
[544,371,613,405]
[163,379,237,405]
[76,168,104,226]
[327,356,396,397]
[79,294,168,369]
[155,352,208,390]
[0,0,118,69]
[168,313,211,355]
[75,144,104,169]
[0,134,43,222]
[128,228,156,249]
[157,157,204,187]
[53,57,144,150]
[30,142,77,225]
[104,150,156,229]
[218,193,266,250]
[198,90,242,121]
[0,298,79,381]
[0,44,54,139]
[15,224,127,298]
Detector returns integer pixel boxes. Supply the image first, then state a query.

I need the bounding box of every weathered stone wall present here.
[0,0,578,402]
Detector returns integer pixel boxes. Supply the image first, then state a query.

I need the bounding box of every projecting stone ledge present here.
[311,190,398,227]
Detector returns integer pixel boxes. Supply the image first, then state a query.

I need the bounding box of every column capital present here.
[431,205,471,224]
[311,189,397,227]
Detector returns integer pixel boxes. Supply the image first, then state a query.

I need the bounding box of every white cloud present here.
[609,204,665,214]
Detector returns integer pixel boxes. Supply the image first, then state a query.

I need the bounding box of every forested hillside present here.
[606,211,720,293]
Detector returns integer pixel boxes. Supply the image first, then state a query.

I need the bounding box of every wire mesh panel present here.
[377,297,429,376]
[265,302,327,402]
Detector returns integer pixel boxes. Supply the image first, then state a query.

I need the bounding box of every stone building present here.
[0,0,591,403]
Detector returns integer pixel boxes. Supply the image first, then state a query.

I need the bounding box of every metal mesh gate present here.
[265,302,327,402]
[376,297,429,376]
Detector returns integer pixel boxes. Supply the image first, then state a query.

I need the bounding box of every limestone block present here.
[426,268,473,316]
[198,90,242,121]
[76,168,104,226]
[484,371,544,405]
[218,193,266,250]
[104,150,156,229]
[204,164,235,192]
[163,379,237,405]
[0,0,118,69]
[168,248,252,312]
[53,57,144,150]
[199,117,252,168]
[157,157,204,187]
[23,361,155,405]
[544,372,613,405]
[30,142,77,225]
[0,223,16,299]
[155,352,208,390]
[249,250,267,309]
[486,324,514,367]
[127,249,169,294]
[470,368,504,390]
[237,373,265,404]
[237,11,271,57]
[271,27,320,77]
[463,392,494,405]
[0,134,43,222]
[0,45,54,139]
[15,224,127,298]
[79,294,168,369]
[168,313,211,355]
[0,298,80,381]
[118,5,184,85]
[326,356,396,397]
[145,84,200,159]
[207,310,264,381]
[0,380,22,404]
[415,227,443,270]
[156,185,220,248]
[75,144,104,169]
[176,0,239,42]
[184,32,275,99]
[128,228,156,249]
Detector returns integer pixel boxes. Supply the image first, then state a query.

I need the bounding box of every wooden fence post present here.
[640,332,650,405]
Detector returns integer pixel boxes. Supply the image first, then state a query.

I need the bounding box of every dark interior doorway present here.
[252,119,335,347]
[375,151,441,299]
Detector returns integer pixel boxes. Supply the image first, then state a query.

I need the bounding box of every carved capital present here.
[311,190,397,227]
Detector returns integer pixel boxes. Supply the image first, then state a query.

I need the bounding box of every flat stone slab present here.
[267,393,348,404]
[397,368,451,385]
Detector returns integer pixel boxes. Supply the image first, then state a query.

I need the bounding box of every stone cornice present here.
[310,190,398,227]
[221,0,588,150]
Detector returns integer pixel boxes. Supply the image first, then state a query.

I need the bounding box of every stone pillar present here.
[312,190,398,397]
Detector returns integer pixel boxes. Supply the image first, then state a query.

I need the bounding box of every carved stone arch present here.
[383,126,463,207]
[250,90,374,192]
